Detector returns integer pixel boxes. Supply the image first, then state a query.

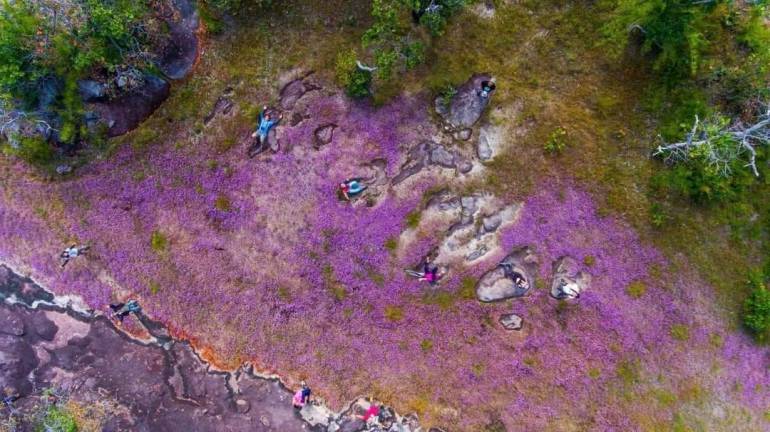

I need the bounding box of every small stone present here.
[482,214,502,233]
[499,313,522,330]
[77,80,107,102]
[235,398,250,414]
[430,146,455,168]
[454,128,472,141]
[259,415,270,426]
[314,124,336,148]
[56,165,72,175]
[457,159,473,174]
[466,245,488,261]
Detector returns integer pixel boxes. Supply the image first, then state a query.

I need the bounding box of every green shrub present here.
[459,276,476,299]
[37,406,78,432]
[5,136,55,166]
[335,49,371,98]
[402,40,425,69]
[743,272,770,340]
[544,127,568,154]
[384,237,398,252]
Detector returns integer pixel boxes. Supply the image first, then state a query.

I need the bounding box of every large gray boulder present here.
[499,313,522,330]
[441,73,492,128]
[550,256,590,300]
[476,246,538,302]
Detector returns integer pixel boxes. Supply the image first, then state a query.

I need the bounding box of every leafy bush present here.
[544,127,568,154]
[5,136,55,166]
[743,272,770,340]
[335,49,372,98]
[37,406,78,432]
[402,40,426,70]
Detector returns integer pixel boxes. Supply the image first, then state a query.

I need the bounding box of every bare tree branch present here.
[654,105,770,177]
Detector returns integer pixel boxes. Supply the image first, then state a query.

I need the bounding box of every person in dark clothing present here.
[500,263,528,290]
[419,262,439,285]
[301,382,311,404]
[109,300,141,322]
[478,78,496,99]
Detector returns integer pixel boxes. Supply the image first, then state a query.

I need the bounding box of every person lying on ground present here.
[418,262,439,285]
[339,178,367,201]
[109,300,141,322]
[251,106,283,145]
[60,244,90,268]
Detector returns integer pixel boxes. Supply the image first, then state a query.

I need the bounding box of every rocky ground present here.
[0,265,439,432]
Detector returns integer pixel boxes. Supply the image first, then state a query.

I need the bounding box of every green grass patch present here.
[150,230,168,253]
[404,210,422,229]
[215,194,232,212]
[384,305,404,322]
[384,237,398,253]
[670,324,690,341]
[421,290,455,310]
[277,286,291,301]
[625,281,647,299]
[616,359,641,386]
[458,276,477,300]
[149,281,161,295]
[420,338,433,352]
[583,255,596,267]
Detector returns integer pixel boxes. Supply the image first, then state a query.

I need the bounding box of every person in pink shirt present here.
[292,381,311,409]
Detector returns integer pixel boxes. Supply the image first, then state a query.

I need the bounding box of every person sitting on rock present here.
[359,401,381,426]
[2,387,19,413]
[251,106,283,146]
[558,282,581,299]
[478,78,496,99]
[109,299,141,322]
[292,381,311,409]
[339,178,367,201]
[60,244,90,268]
[500,263,528,290]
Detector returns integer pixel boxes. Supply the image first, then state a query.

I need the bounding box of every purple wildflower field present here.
[1,90,769,430]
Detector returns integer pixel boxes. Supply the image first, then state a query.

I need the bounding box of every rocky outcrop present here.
[437,73,492,128]
[91,74,171,136]
[476,246,538,302]
[393,141,473,184]
[280,73,322,111]
[550,256,590,300]
[157,0,200,80]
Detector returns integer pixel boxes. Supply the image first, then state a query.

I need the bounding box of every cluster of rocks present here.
[403,190,521,269]
[392,140,473,184]
[474,250,592,331]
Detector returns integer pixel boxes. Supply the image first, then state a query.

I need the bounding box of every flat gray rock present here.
[499,313,522,330]
[443,73,492,128]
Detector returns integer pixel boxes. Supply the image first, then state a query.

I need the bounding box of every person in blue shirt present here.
[339,178,368,201]
[251,105,283,146]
